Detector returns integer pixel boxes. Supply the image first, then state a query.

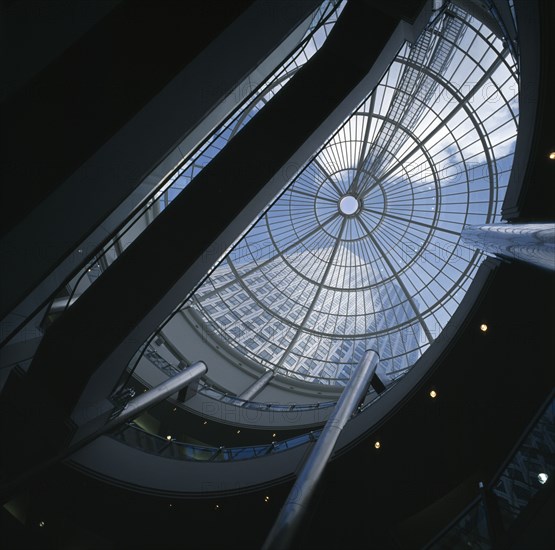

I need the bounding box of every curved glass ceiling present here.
[188,4,519,386]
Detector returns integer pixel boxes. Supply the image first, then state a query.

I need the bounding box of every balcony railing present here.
[112,422,321,462]
[139,343,397,415]
[195,381,336,413]
[138,342,336,412]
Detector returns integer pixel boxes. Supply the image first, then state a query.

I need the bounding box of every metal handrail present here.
[137,344,391,414]
[113,422,322,463]
[137,344,337,412]
[424,495,488,549]
[195,380,336,412]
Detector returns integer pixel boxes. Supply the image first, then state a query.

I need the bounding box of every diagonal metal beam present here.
[348,92,376,196]
[360,51,506,201]
[365,208,460,237]
[277,217,348,367]
[358,217,434,344]
[313,158,344,196]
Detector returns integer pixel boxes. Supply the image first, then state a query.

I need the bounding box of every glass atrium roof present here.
[188,3,519,386]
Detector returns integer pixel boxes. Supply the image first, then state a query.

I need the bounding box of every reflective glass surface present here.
[191,4,519,385]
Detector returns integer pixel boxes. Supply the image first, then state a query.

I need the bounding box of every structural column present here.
[238,370,275,402]
[105,361,207,431]
[262,350,379,550]
[461,223,555,271]
[1,361,207,499]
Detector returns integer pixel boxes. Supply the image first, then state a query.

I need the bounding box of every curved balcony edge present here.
[67,260,498,497]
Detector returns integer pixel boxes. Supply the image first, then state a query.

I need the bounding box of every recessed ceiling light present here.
[39,521,45,527]
[166,435,172,440]
[215,504,220,510]
[549,151,555,160]
[203,421,208,425]
[538,472,548,484]
[264,496,270,503]
[374,441,381,449]
[272,433,276,437]
[429,389,437,398]
[480,323,488,332]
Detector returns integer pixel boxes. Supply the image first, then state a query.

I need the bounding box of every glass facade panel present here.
[190,4,519,386]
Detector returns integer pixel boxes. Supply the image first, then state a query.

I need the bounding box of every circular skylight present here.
[189,5,519,387]
[339,195,361,215]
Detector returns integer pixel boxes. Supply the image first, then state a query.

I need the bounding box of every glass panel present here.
[191,5,519,386]
[492,397,555,529]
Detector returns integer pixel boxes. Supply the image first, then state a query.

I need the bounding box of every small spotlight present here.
[264,496,270,503]
[173,407,177,412]
[374,441,381,449]
[538,472,548,484]
[549,151,555,160]
[166,435,172,441]
[272,433,276,438]
[39,521,45,528]
[236,429,241,434]
[215,504,220,510]
[429,390,437,399]
[203,421,208,425]
[169,503,173,508]
[480,323,488,332]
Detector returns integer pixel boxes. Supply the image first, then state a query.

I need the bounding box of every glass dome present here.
[188,4,519,386]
